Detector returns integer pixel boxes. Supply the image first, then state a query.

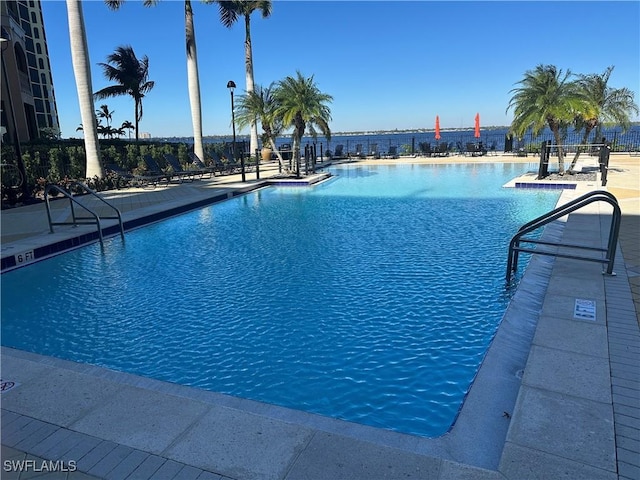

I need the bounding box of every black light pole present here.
[227,80,245,182]
[1,37,30,202]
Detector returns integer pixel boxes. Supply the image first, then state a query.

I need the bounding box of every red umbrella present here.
[474,113,481,138]
[435,115,441,140]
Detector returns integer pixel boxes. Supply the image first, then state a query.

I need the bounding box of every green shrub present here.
[3,140,195,205]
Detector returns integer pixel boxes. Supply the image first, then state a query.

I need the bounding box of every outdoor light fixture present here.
[227,80,245,182]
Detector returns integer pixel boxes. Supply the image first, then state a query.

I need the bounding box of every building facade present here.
[1,0,59,145]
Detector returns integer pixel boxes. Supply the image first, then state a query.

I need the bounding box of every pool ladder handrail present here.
[506,190,621,285]
[44,182,125,247]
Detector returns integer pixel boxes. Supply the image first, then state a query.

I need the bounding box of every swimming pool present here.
[1,163,560,437]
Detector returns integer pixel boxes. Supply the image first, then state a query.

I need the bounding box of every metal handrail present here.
[44,182,125,247]
[506,190,621,285]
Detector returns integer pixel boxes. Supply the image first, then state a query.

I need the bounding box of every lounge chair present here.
[188,152,216,178]
[163,153,196,182]
[419,142,432,157]
[368,143,381,159]
[465,143,477,157]
[141,154,172,186]
[333,144,345,159]
[244,153,257,172]
[276,143,294,171]
[208,148,240,175]
[105,164,138,189]
[351,144,365,159]
[210,149,234,175]
[434,142,449,157]
[223,144,245,173]
[513,138,528,157]
[465,142,486,157]
[279,144,292,161]
[383,145,399,159]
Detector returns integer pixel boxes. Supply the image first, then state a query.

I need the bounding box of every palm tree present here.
[235,83,284,168]
[212,0,272,156]
[121,120,135,140]
[104,0,206,161]
[568,66,639,171]
[96,104,114,136]
[97,124,112,139]
[66,0,103,178]
[183,0,205,161]
[94,45,155,141]
[506,64,586,174]
[274,71,332,177]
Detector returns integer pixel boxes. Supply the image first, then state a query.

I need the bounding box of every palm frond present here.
[94,85,128,100]
[217,1,240,27]
[104,0,125,11]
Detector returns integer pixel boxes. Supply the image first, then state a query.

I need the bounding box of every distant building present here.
[139,132,152,139]
[1,0,60,144]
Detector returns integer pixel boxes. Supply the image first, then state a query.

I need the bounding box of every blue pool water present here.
[1,163,560,437]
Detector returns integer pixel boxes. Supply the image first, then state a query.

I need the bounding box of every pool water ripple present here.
[2,163,559,437]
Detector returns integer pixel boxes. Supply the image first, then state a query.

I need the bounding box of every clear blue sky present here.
[41,1,640,139]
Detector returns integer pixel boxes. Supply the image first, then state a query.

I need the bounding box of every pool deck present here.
[1,154,638,480]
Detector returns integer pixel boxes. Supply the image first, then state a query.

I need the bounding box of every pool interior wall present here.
[0,164,560,446]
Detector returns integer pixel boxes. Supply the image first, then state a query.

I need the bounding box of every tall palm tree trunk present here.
[551,126,565,174]
[244,15,259,156]
[269,137,284,170]
[186,0,204,161]
[66,0,103,178]
[292,135,301,178]
[569,126,595,172]
[135,99,140,141]
[293,116,305,178]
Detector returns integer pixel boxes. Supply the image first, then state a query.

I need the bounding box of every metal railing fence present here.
[2,128,639,207]
[299,129,640,158]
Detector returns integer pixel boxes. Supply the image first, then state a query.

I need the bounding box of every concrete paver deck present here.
[1,154,638,479]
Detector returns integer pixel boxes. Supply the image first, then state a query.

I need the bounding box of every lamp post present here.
[0,37,30,202]
[227,80,245,182]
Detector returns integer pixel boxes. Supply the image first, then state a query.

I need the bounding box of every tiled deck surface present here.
[1,155,638,479]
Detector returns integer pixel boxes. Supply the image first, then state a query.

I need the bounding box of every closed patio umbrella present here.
[474,113,481,139]
[435,115,441,140]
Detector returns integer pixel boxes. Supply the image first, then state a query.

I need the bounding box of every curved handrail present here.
[516,190,617,234]
[68,181,125,240]
[506,190,620,285]
[44,183,125,246]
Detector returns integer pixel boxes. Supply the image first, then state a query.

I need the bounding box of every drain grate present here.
[574,299,596,320]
